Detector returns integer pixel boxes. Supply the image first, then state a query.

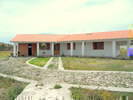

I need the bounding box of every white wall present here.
[84,41,113,57]
[60,41,120,57]
[60,43,71,56]
[39,41,122,57]
[39,43,52,56]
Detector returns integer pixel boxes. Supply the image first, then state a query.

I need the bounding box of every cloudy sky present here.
[0,0,133,43]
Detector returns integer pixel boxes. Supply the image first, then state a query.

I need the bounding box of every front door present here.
[54,43,60,56]
[28,44,32,56]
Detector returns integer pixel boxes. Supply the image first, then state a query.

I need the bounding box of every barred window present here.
[93,42,104,50]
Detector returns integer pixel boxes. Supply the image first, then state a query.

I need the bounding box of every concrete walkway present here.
[16,82,71,100]
[58,57,64,70]
[61,83,133,93]
[0,73,35,83]
[1,72,133,100]
[44,57,54,69]
[1,57,133,100]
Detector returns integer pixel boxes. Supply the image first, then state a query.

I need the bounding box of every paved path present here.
[0,73,35,83]
[58,57,64,70]
[1,72,133,100]
[0,57,133,88]
[1,57,133,100]
[16,82,71,100]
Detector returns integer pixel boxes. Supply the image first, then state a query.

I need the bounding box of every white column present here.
[51,42,54,56]
[112,40,116,58]
[37,42,39,56]
[13,43,17,57]
[70,42,73,56]
[82,41,85,56]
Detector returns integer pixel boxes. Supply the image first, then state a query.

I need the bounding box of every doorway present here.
[54,43,60,56]
[28,44,32,56]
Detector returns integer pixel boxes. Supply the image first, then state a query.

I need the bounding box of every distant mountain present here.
[0,42,13,51]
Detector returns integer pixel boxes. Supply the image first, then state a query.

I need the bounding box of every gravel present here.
[0,57,133,88]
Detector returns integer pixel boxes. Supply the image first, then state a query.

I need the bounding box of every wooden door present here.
[54,43,60,56]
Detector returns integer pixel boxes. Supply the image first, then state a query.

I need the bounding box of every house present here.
[11,30,133,58]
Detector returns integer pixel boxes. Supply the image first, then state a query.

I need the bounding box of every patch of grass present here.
[0,77,27,100]
[0,51,11,59]
[48,64,55,69]
[62,57,133,71]
[70,87,133,100]
[54,84,62,89]
[29,57,50,67]
[7,85,24,100]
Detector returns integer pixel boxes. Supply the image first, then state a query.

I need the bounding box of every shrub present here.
[54,84,62,89]
[7,85,24,100]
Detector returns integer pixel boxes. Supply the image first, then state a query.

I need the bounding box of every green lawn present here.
[29,57,50,67]
[70,87,133,100]
[0,51,11,59]
[0,77,27,100]
[62,57,133,71]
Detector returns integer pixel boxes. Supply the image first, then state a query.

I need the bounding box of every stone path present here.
[1,57,133,100]
[1,73,133,100]
[0,57,133,88]
[47,57,59,70]
[58,57,64,70]
[16,82,71,100]
[44,57,54,69]
[0,73,35,83]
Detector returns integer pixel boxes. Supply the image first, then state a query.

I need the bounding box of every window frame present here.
[67,43,70,50]
[46,43,50,50]
[93,42,104,50]
[73,42,76,50]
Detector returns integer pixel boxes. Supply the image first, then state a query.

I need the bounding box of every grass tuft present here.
[54,84,62,89]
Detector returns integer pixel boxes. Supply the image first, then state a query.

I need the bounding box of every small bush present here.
[54,84,62,89]
[7,85,24,100]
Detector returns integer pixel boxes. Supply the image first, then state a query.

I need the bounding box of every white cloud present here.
[0,0,132,39]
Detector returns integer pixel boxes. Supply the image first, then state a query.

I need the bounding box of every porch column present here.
[70,42,73,56]
[127,40,131,58]
[13,43,17,57]
[37,42,39,56]
[112,40,116,58]
[51,42,54,56]
[82,41,85,56]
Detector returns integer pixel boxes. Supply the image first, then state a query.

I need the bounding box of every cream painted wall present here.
[38,40,124,57]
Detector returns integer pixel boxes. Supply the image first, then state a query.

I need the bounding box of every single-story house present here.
[11,30,133,58]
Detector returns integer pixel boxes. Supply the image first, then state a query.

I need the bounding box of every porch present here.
[13,40,132,58]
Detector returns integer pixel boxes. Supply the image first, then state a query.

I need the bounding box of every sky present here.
[0,0,133,43]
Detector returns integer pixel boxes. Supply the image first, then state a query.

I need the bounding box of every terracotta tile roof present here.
[11,30,132,42]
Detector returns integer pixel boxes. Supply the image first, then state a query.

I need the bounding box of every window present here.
[46,43,50,50]
[67,43,70,50]
[67,43,76,50]
[93,42,104,50]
